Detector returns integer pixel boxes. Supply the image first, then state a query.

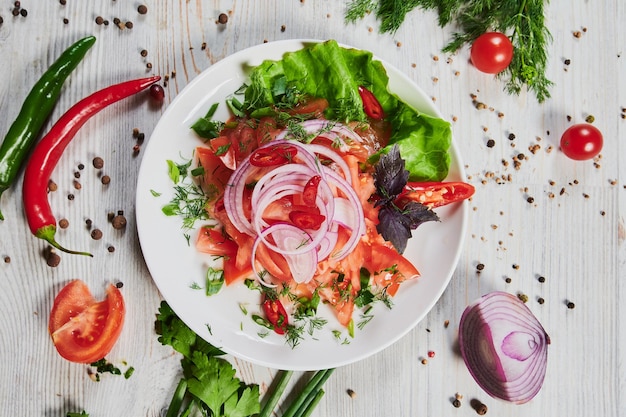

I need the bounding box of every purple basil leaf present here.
[374,144,409,205]
[376,205,412,254]
[402,201,440,229]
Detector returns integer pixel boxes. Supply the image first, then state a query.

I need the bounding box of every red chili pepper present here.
[397,181,475,209]
[22,76,161,256]
[262,296,289,334]
[302,174,321,206]
[358,85,385,120]
[249,144,297,167]
[289,210,326,230]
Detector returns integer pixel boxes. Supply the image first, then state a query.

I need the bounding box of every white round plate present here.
[136,39,468,371]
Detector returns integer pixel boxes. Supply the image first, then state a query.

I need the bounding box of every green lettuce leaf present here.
[243,39,452,181]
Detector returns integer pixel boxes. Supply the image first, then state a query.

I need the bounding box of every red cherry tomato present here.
[560,123,603,160]
[49,280,125,363]
[262,296,289,334]
[249,144,297,167]
[358,86,385,120]
[470,32,514,74]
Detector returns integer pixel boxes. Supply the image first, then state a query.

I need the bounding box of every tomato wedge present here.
[397,181,475,209]
[49,280,125,363]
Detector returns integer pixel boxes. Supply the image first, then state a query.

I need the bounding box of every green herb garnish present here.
[345,0,553,102]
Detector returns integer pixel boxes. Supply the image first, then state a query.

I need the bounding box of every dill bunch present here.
[345,0,553,102]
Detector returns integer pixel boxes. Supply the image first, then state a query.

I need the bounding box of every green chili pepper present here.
[0,35,96,220]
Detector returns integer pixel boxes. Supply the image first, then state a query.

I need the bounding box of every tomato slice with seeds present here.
[49,280,125,363]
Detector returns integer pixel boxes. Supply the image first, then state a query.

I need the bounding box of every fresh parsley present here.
[373,145,439,253]
[345,0,553,102]
[155,301,334,417]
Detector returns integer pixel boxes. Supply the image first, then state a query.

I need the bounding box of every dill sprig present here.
[345,0,553,102]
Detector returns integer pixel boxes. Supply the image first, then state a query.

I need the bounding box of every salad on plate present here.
[160,40,474,347]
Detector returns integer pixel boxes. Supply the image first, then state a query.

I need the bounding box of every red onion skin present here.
[458,291,549,405]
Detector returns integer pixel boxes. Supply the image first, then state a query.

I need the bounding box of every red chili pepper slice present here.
[249,144,297,167]
[397,181,475,208]
[358,85,385,120]
[262,296,289,335]
[22,76,161,256]
[302,175,322,206]
[289,210,326,230]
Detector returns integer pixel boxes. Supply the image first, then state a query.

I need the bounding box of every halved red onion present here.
[459,291,550,404]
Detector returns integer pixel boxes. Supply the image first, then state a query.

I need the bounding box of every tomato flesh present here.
[470,32,514,74]
[559,123,603,160]
[49,280,125,363]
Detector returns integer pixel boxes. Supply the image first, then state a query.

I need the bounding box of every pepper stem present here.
[36,225,93,257]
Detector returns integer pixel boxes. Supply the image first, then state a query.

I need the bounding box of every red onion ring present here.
[459,291,550,404]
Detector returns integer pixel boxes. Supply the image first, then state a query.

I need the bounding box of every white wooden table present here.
[0,1,624,416]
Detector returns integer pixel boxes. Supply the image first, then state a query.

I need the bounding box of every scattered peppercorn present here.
[585,114,595,123]
[73,180,81,190]
[63,18,69,24]
[112,211,127,230]
[470,399,488,415]
[58,218,69,229]
[140,49,148,58]
[60,0,67,4]
[443,320,449,328]
[116,281,124,288]
[527,196,534,203]
[476,263,485,272]
[4,256,11,263]
[508,133,516,140]
[517,293,529,303]
[538,276,546,283]
[512,264,520,270]
[68,193,75,200]
[125,21,134,29]
[486,139,495,148]
[346,389,357,399]
[85,218,93,227]
[218,13,228,24]
[280,24,286,32]
[421,358,428,365]
[505,277,512,283]
[46,250,61,268]
[107,245,115,253]
[567,301,576,309]
[95,16,104,25]
[20,8,27,17]
[92,157,104,169]
[537,297,545,304]
[48,180,58,192]
[138,4,148,14]
[91,228,103,240]
[0,16,3,25]
[137,132,145,143]
[452,399,462,408]
[101,175,111,185]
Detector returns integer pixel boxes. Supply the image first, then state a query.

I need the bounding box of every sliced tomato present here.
[208,136,236,170]
[195,146,233,201]
[49,280,125,364]
[364,244,419,296]
[398,181,475,209]
[255,116,281,146]
[249,144,297,167]
[289,210,325,230]
[220,119,259,167]
[196,226,252,285]
[289,97,329,118]
[196,226,238,256]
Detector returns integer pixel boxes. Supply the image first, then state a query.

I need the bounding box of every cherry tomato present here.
[289,210,326,230]
[302,175,322,206]
[470,32,514,74]
[560,123,603,160]
[262,296,289,334]
[358,86,385,120]
[249,144,298,167]
[49,280,125,363]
